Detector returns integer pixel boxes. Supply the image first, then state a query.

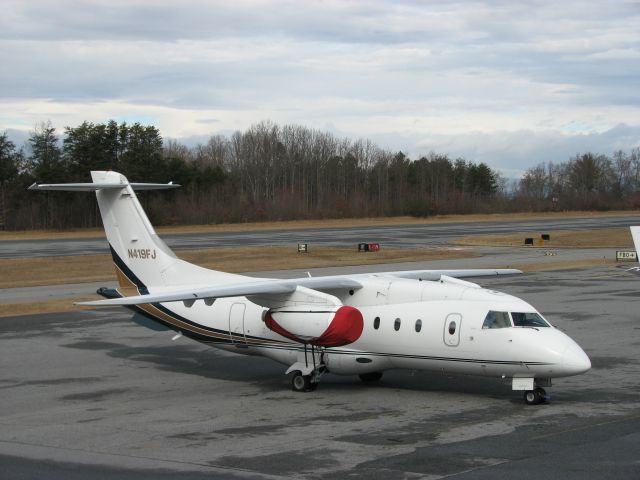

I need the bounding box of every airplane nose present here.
[562,342,591,375]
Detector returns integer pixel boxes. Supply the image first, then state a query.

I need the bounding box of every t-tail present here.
[631,226,640,257]
[29,171,248,295]
[628,226,640,275]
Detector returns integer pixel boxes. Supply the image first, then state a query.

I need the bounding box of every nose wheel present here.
[524,387,548,405]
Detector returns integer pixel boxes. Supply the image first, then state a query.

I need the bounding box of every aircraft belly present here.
[325,349,393,375]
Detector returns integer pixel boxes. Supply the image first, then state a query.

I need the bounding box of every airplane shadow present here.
[63,337,514,400]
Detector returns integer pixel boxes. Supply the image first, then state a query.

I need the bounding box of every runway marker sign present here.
[616,250,637,261]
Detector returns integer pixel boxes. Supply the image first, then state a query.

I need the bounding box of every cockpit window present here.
[482,311,511,329]
[511,312,550,328]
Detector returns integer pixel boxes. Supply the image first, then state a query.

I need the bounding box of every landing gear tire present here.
[291,371,316,392]
[358,372,383,382]
[524,387,547,405]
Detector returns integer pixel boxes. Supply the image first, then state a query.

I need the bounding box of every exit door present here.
[443,313,462,346]
[229,303,247,344]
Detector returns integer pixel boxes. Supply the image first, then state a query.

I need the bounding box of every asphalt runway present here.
[1,214,639,258]
[1,265,639,479]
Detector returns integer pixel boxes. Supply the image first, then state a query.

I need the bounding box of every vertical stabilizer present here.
[92,171,176,288]
[631,226,640,263]
[30,171,248,292]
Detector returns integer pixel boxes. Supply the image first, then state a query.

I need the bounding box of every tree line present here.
[515,150,640,211]
[0,119,637,230]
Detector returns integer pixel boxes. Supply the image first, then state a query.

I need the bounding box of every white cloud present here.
[1,0,639,173]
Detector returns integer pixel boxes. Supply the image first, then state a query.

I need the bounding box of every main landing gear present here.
[524,387,548,405]
[291,370,319,392]
[288,344,325,392]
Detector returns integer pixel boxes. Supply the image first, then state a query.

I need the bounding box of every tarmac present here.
[1,261,639,479]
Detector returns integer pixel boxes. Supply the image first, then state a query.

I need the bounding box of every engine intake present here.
[264,305,364,347]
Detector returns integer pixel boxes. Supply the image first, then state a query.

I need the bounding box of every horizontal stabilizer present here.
[28,181,179,192]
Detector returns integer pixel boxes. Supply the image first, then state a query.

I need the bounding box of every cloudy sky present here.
[1,0,639,176]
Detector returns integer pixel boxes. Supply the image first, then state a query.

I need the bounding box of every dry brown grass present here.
[0,255,115,288]
[517,258,616,273]
[1,210,638,241]
[180,246,476,274]
[3,220,636,317]
[0,246,477,317]
[0,246,478,289]
[454,228,634,248]
[0,297,97,317]
[1,254,620,318]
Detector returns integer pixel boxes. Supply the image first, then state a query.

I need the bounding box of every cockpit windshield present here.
[482,311,511,329]
[482,310,551,329]
[511,312,550,328]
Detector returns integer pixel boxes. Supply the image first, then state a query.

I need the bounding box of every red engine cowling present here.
[264,305,364,347]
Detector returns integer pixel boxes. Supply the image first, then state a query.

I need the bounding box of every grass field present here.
[2,226,634,290]
[1,215,638,317]
[454,227,634,248]
[0,246,477,289]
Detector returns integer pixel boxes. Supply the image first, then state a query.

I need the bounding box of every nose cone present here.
[562,342,591,375]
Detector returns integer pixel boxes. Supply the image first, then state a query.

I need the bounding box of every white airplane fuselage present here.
[135,275,590,381]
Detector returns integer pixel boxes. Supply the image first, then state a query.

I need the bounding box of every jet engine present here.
[264,305,364,347]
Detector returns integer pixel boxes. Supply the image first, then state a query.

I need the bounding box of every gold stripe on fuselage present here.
[112,262,290,347]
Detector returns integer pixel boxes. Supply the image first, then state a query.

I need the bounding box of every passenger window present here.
[482,311,511,329]
[511,312,550,328]
[415,319,422,332]
[448,321,456,335]
[394,318,401,331]
[373,317,380,330]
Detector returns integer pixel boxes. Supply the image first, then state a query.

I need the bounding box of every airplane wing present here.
[77,276,363,306]
[77,268,520,307]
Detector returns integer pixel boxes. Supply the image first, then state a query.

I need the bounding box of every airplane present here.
[631,226,640,250]
[29,171,591,405]
[626,226,640,274]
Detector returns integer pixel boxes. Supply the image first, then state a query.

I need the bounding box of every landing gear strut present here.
[524,387,548,405]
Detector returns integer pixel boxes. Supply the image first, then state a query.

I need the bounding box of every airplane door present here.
[443,313,462,346]
[229,303,247,344]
